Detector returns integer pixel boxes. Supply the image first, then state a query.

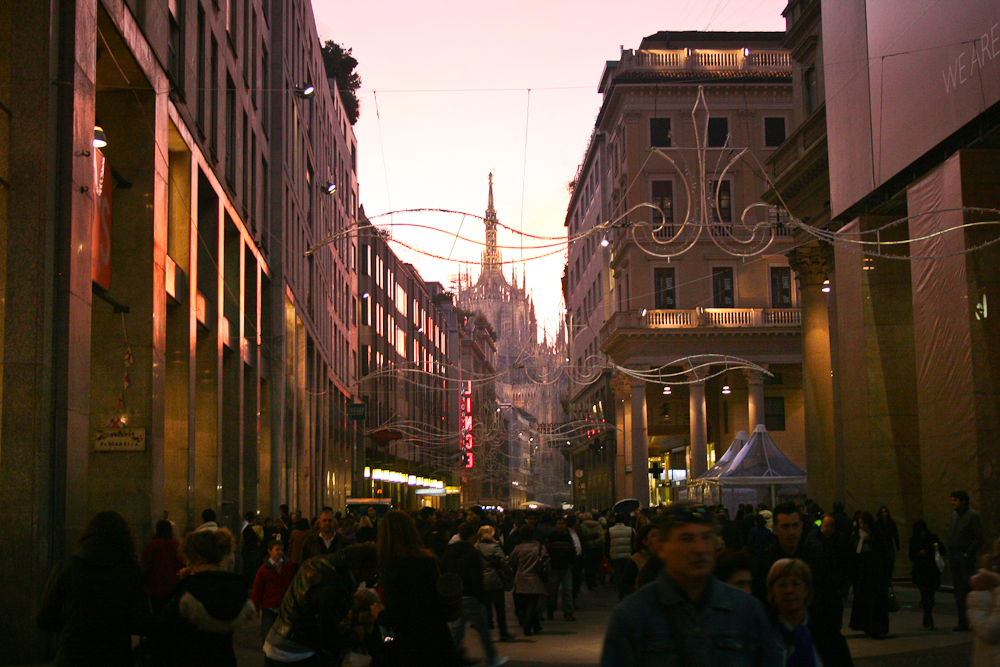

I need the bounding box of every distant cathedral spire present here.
[481,173,501,274]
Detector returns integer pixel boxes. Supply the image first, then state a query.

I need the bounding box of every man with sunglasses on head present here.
[601,502,781,667]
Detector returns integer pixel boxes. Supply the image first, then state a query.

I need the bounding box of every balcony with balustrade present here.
[602,47,792,91]
[601,306,802,362]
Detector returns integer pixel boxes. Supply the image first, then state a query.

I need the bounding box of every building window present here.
[764,396,786,431]
[764,117,786,147]
[167,2,184,90]
[708,180,732,223]
[225,75,236,187]
[653,267,676,309]
[707,117,729,147]
[804,66,818,115]
[722,400,729,433]
[650,117,671,148]
[770,266,792,308]
[712,267,734,308]
[651,180,674,237]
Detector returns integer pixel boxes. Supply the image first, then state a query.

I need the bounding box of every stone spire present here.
[481,173,501,274]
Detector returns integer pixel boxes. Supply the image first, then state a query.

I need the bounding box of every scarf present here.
[778,620,817,667]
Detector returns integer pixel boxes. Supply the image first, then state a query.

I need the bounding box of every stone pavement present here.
[231,580,975,666]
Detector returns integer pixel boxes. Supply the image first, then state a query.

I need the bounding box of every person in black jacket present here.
[440,522,508,667]
[876,506,900,578]
[909,519,946,630]
[848,511,891,638]
[37,510,153,667]
[156,528,255,667]
[767,558,854,667]
[378,510,461,667]
[752,503,843,635]
[264,544,377,665]
[544,517,577,619]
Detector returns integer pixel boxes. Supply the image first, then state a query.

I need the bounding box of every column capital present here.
[742,367,767,384]
[787,242,834,287]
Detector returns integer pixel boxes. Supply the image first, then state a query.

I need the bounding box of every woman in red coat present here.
[141,519,184,615]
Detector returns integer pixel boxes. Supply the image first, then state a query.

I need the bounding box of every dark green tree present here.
[321,40,361,125]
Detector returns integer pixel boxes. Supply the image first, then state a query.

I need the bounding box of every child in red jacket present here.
[251,540,297,641]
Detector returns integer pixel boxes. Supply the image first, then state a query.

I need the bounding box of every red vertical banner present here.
[461,380,474,468]
[92,150,113,290]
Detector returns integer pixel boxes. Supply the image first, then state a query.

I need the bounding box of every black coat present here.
[909,531,946,589]
[440,540,486,602]
[849,530,891,637]
[37,538,154,667]
[156,569,255,667]
[380,555,461,667]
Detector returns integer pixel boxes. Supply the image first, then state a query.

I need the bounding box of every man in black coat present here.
[544,517,577,620]
[440,522,507,667]
[752,502,843,634]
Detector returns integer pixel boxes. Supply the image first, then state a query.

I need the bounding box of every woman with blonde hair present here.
[477,525,514,641]
[767,558,853,667]
[377,510,460,666]
[156,528,255,666]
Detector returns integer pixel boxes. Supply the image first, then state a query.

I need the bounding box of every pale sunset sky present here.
[310,0,790,340]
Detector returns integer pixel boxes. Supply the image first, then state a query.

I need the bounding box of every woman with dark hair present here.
[377,510,460,667]
[156,528,255,666]
[141,519,185,615]
[908,519,945,630]
[849,511,891,638]
[37,510,153,667]
[508,523,550,636]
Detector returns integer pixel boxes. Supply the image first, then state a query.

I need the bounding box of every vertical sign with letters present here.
[461,381,473,468]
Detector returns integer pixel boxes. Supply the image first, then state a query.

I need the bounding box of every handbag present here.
[501,562,515,592]
[934,543,945,573]
[534,545,550,584]
[888,584,900,613]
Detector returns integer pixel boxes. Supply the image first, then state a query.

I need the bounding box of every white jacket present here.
[608,523,634,561]
[969,586,1000,667]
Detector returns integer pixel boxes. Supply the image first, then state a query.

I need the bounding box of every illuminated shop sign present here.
[461,381,473,468]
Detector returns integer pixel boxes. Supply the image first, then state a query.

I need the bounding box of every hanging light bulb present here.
[93,126,108,148]
[722,385,731,395]
[822,279,831,293]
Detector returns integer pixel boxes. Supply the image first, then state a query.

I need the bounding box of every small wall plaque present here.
[94,428,146,452]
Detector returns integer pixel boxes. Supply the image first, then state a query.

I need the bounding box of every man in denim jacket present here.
[601,502,781,667]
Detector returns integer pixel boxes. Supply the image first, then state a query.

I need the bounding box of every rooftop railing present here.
[616,48,791,76]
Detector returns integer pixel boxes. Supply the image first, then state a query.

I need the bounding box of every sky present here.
[310,0,789,341]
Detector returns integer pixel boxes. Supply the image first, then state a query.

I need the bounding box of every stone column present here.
[628,376,650,506]
[689,378,708,479]
[788,243,835,504]
[744,369,766,432]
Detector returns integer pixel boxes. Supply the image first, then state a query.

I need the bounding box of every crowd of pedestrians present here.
[601,491,999,667]
[33,490,1000,667]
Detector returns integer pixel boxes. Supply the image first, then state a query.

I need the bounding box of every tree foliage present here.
[321,41,361,125]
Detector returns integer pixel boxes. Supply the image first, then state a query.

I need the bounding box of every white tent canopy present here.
[702,430,749,478]
[687,424,806,510]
